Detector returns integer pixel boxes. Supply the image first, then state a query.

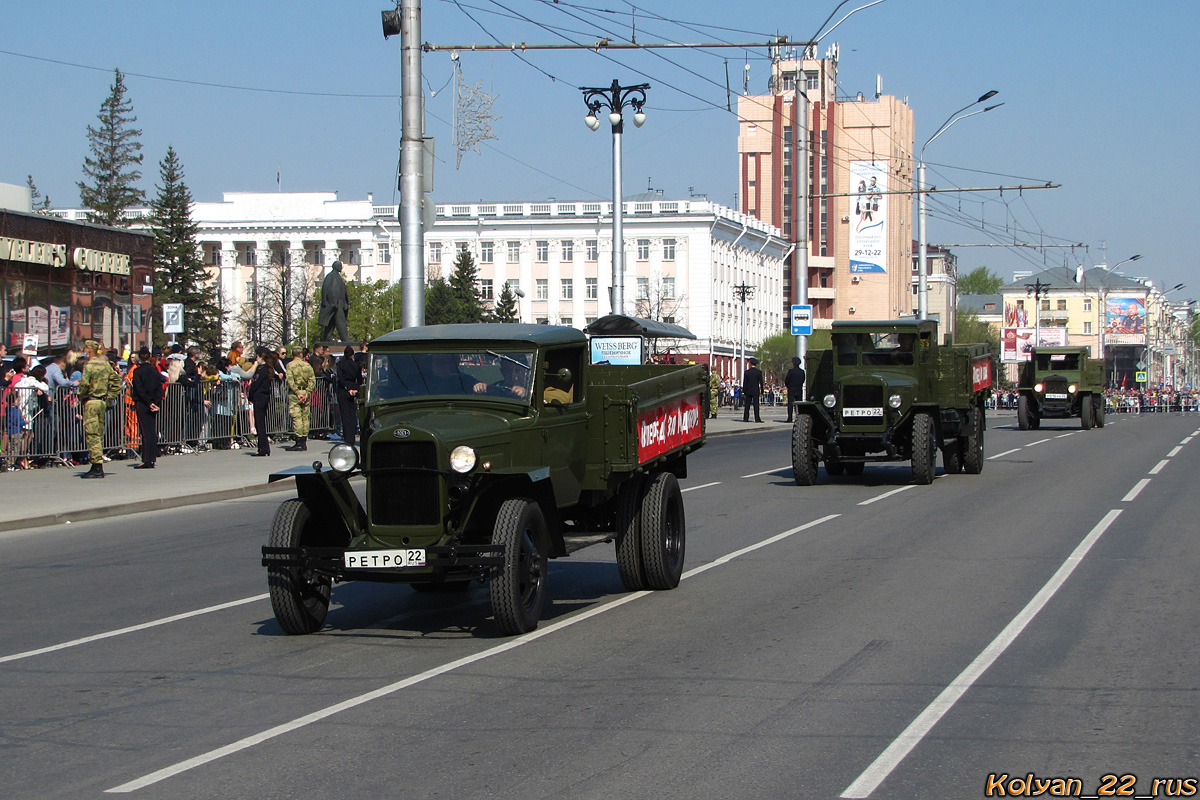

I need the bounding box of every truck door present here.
[539,346,589,505]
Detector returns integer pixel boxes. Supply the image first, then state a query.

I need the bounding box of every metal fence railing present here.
[0,375,343,468]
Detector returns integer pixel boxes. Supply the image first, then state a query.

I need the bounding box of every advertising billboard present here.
[849,161,887,274]
[1000,326,1069,363]
[1105,296,1145,344]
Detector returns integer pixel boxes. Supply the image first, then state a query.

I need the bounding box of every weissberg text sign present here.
[637,393,703,463]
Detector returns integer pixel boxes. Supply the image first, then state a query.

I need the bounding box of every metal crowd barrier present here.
[0,375,343,467]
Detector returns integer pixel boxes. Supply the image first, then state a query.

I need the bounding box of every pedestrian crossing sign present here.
[1135,371,1147,383]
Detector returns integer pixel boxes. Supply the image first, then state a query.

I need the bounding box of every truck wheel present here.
[266,499,331,635]
[1094,395,1106,428]
[1017,395,1031,431]
[490,498,549,635]
[791,415,818,486]
[942,443,962,475]
[911,413,936,485]
[823,445,845,476]
[615,476,649,592]
[1081,395,1094,430]
[640,472,686,590]
[963,407,985,474]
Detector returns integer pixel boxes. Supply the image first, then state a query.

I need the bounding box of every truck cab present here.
[1017,346,1105,430]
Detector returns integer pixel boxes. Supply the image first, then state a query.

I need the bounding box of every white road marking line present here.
[1181,438,1193,445]
[681,481,721,493]
[1054,433,1076,439]
[858,486,915,506]
[1024,438,1052,447]
[987,448,1021,460]
[1123,479,1150,502]
[1168,446,1183,457]
[741,466,791,478]
[0,595,270,665]
[1148,460,1169,475]
[106,513,841,793]
[841,509,1123,799]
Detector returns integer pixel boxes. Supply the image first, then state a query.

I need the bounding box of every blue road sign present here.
[791,304,813,336]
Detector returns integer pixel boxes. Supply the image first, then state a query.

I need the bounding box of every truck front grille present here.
[842,385,883,408]
[369,441,440,526]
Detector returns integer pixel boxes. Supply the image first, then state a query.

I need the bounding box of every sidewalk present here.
[0,413,776,534]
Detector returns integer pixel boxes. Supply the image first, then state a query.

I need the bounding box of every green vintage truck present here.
[791,319,993,485]
[261,316,706,636]
[1016,346,1105,430]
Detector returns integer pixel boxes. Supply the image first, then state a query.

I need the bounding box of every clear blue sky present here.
[3,0,1196,294]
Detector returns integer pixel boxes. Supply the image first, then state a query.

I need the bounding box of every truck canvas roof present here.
[373,323,586,347]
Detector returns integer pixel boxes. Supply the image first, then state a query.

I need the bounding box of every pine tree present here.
[25,175,52,213]
[148,147,221,349]
[447,249,486,323]
[492,281,520,323]
[78,68,145,226]
[425,278,457,325]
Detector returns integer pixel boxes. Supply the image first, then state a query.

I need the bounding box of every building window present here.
[208,244,221,265]
[561,278,573,300]
[308,245,324,266]
[1041,299,1050,311]
[1083,298,1092,312]
[536,317,549,325]
[507,241,521,262]
[560,316,573,327]
[480,241,494,263]
[1056,299,1067,310]
[585,316,597,325]
[506,278,521,296]
[241,245,256,266]
[245,280,256,302]
[377,245,391,264]
[1084,321,1092,334]
[663,316,675,325]
[456,241,469,254]
[561,240,574,261]
[536,240,549,262]
[663,238,676,261]
[586,239,598,261]
[586,277,598,300]
[536,279,548,300]
[429,241,442,264]
[480,279,493,300]
[636,277,649,300]
[637,239,650,260]
[805,70,819,90]
[663,277,675,299]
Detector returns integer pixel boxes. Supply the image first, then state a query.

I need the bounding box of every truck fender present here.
[795,404,832,442]
[291,471,360,547]
[466,474,567,558]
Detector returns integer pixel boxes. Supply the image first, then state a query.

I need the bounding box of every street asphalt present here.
[0,405,784,533]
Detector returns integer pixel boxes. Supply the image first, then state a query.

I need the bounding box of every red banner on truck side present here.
[637,393,703,463]
[972,355,992,393]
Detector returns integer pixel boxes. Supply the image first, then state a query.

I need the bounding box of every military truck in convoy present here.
[1016,346,1105,430]
[261,316,707,636]
[791,319,993,485]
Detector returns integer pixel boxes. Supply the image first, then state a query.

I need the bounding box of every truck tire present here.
[615,476,649,591]
[911,412,936,485]
[1018,395,1031,431]
[792,415,818,486]
[490,498,549,635]
[1094,395,1106,428]
[640,472,686,590]
[823,445,845,476]
[266,499,331,635]
[1081,395,1094,430]
[963,407,985,474]
[942,442,963,475]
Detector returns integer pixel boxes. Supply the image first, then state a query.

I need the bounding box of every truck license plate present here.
[843,407,883,417]
[344,549,426,569]
[1045,393,1068,399]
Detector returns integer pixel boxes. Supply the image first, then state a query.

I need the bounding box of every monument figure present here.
[319,260,351,343]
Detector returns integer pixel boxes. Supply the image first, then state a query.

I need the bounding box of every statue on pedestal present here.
[319,260,351,343]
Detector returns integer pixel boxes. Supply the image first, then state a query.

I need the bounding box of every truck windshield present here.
[833,332,916,366]
[1036,353,1081,371]
[367,351,535,404]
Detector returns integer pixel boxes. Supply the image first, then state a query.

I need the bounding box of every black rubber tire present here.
[615,476,649,591]
[823,445,845,476]
[963,407,985,474]
[1094,395,1106,428]
[1017,395,1031,431]
[1081,395,1094,430]
[942,443,962,475]
[844,462,865,476]
[640,472,686,590]
[791,415,818,486]
[489,498,549,635]
[911,412,936,485]
[266,499,331,635]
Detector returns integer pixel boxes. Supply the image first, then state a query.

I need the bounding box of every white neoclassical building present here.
[55,192,788,378]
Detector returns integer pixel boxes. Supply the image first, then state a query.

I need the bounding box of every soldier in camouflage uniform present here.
[707,365,721,419]
[78,340,122,478]
[285,348,316,451]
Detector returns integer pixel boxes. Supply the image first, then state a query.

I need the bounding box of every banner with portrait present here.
[1105,296,1145,344]
[1001,326,1069,363]
[848,161,887,274]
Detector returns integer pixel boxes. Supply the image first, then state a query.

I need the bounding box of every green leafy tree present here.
[25,175,52,213]
[957,266,1003,295]
[446,249,486,323]
[147,147,221,349]
[491,281,520,323]
[753,329,832,383]
[78,68,145,226]
[424,278,457,325]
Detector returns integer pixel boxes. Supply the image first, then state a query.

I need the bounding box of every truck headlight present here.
[889,394,903,408]
[1068,384,1077,393]
[328,443,359,473]
[1034,382,1044,393]
[823,394,837,408]
[450,445,477,473]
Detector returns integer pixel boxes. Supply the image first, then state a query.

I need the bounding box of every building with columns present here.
[54,192,788,379]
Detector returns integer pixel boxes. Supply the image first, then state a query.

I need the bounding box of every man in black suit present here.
[742,357,764,423]
[784,356,806,423]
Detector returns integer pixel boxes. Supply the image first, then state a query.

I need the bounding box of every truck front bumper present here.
[262,543,504,584]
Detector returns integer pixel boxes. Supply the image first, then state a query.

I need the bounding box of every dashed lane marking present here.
[741,466,791,478]
[858,485,916,506]
[1149,460,1169,475]
[1123,479,1150,502]
[987,448,1021,460]
[682,481,721,493]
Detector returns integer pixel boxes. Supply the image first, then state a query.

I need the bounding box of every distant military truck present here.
[791,319,993,485]
[1017,346,1105,430]
[261,316,707,636]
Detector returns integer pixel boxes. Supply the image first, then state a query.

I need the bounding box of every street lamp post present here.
[1025,278,1051,349]
[733,282,755,377]
[581,79,649,316]
[918,91,1002,320]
